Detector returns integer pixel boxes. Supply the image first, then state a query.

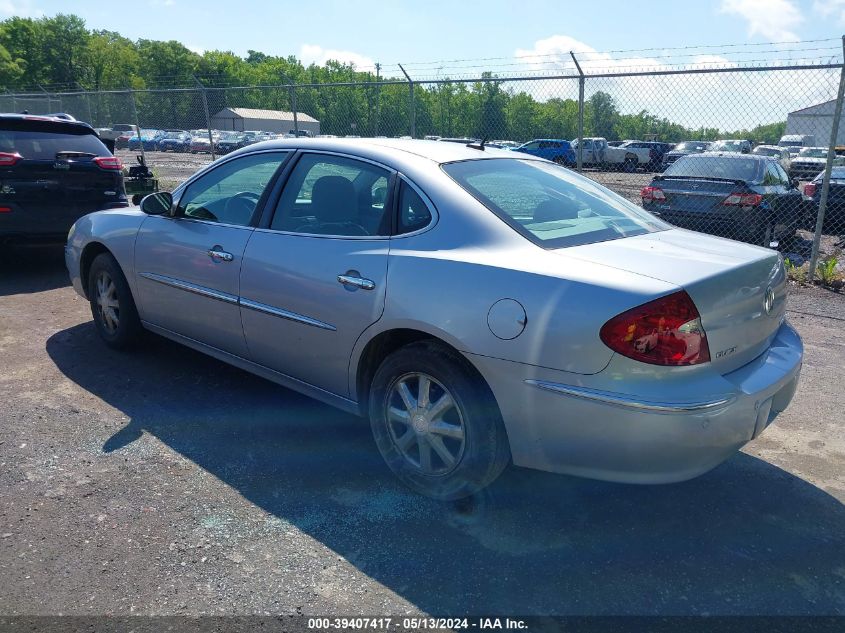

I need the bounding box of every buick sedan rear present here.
[65,139,803,499]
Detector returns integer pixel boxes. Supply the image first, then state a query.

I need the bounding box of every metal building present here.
[210,107,320,135]
[785,100,844,146]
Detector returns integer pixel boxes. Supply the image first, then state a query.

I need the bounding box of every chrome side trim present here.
[139,272,239,305]
[524,380,735,413]
[239,297,337,331]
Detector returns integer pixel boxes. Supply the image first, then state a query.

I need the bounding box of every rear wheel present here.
[87,253,142,349]
[368,341,510,500]
[622,156,637,173]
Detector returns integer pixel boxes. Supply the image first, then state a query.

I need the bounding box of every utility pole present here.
[399,63,415,138]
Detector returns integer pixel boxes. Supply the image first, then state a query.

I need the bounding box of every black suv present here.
[0,114,127,244]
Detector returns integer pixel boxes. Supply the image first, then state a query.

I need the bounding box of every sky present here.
[4,0,844,129]
[3,0,844,76]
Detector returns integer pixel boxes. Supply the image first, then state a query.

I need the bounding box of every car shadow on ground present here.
[46,322,845,615]
[0,244,70,296]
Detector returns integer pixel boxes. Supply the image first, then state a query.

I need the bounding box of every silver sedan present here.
[65,138,803,499]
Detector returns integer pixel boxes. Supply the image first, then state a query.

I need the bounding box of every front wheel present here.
[88,253,142,349]
[368,341,510,500]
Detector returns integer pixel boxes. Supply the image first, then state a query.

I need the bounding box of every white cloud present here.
[719,0,803,42]
[0,0,43,17]
[813,0,845,24]
[186,44,205,55]
[508,34,838,131]
[299,44,375,70]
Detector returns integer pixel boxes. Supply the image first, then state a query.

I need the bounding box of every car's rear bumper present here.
[467,321,802,484]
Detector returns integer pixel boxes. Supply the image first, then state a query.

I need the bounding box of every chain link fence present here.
[4,61,844,290]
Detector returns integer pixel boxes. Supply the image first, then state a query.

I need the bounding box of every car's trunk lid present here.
[560,229,786,373]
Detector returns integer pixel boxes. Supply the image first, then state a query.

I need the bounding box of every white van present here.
[778,134,816,155]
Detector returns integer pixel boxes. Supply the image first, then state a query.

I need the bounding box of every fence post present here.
[399,64,415,138]
[127,87,147,165]
[37,84,51,113]
[193,76,216,160]
[291,84,299,136]
[375,62,381,137]
[808,36,845,283]
[77,83,93,125]
[571,52,585,172]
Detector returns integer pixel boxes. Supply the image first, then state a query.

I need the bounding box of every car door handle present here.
[337,274,375,290]
[207,247,234,262]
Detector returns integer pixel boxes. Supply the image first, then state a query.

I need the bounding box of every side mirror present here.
[140,191,173,215]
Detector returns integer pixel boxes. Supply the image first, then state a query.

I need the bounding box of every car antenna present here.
[467,136,488,151]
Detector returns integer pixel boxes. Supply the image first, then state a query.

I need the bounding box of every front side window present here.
[443,158,666,249]
[177,151,289,226]
[270,153,392,236]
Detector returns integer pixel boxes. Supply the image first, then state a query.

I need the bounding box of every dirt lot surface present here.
[0,246,843,616]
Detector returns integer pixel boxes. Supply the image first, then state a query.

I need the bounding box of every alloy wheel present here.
[95,270,120,334]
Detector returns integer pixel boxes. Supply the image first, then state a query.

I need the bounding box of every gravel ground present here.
[0,246,843,616]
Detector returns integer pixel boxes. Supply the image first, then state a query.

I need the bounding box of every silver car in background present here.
[65,138,803,500]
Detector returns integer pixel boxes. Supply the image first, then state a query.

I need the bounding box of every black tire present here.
[622,156,637,173]
[368,340,510,500]
[87,252,142,350]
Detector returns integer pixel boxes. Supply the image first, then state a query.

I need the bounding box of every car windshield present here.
[443,158,667,249]
[663,155,762,182]
[752,147,780,156]
[798,148,829,158]
[219,132,240,140]
[0,128,110,159]
[675,141,709,151]
[711,140,745,151]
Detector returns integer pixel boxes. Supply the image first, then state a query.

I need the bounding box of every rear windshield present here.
[752,147,781,156]
[0,128,110,160]
[664,155,762,182]
[674,142,710,152]
[443,158,667,249]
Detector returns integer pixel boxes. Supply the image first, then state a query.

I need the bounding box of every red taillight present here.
[722,192,762,206]
[93,156,123,170]
[640,186,666,202]
[0,152,21,166]
[0,206,11,213]
[599,290,710,366]
[803,183,817,197]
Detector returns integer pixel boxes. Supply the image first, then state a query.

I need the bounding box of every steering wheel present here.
[222,191,261,224]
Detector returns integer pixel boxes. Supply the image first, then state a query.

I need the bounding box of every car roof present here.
[0,112,94,132]
[697,151,767,161]
[234,137,518,165]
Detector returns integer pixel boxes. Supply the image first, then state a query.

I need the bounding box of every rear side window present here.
[397,181,433,235]
[664,156,762,182]
[0,128,110,160]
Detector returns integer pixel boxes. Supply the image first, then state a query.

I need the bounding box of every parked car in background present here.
[571,137,652,172]
[437,137,478,144]
[488,140,520,149]
[190,133,216,154]
[710,139,752,154]
[660,141,712,170]
[618,141,675,171]
[752,145,792,172]
[65,138,802,500]
[607,140,624,147]
[128,129,163,152]
[789,147,845,180]
[157,130,192,153]
[114,127,139,150]
[0,114,126,243]
[215,131,245,154]
[513,139,576,165]
[641,152,803,247]
[778,134,816,155]
[803,166,845,233]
